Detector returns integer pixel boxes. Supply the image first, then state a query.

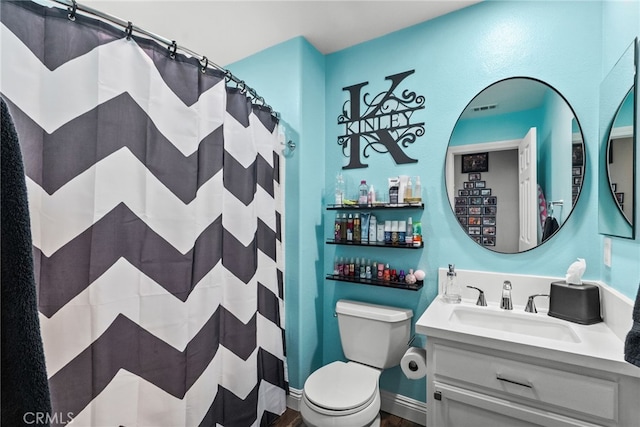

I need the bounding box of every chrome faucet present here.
[525,294,549,313]
[500,280,513,310]
[466,286,487,306]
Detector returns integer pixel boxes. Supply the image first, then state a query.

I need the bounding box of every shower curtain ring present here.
[168,40,177,59]
[238,80,247,93]
[200,56,208,74]
[67,0,77,21]
[224,70,232,83]
[125,21,133,40]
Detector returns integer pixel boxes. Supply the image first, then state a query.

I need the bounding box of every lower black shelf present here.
[325,274,423,291]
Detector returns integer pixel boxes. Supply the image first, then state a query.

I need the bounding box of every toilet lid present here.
[304,361,379,411]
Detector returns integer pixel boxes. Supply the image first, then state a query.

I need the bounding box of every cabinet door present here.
[433,382,600,427]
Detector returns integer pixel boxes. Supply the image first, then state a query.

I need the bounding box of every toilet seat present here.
[303,361,380,414]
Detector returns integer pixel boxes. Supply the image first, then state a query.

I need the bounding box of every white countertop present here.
[416,296,640,378]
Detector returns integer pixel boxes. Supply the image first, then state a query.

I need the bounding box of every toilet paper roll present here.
[400,347,427,380]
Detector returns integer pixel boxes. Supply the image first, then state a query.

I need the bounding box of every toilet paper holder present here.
[405,335,420,372]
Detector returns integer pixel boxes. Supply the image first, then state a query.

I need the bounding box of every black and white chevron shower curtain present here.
[1,1,287,426]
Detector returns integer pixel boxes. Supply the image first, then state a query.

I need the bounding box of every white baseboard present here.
[380,390,426,426]
[287,387,302,411]
[286,387,426,426]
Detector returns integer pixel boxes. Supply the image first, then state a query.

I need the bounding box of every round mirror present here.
[598,39,636,239]
[606,88,635,226]
[445,77,585,253]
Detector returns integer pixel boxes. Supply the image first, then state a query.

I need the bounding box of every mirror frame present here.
[598,38,638,239]
[446,77,586,254]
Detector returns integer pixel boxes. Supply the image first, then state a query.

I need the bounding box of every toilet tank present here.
[336,300,413,369]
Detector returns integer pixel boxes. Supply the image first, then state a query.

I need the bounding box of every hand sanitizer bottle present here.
[443,264,462,304]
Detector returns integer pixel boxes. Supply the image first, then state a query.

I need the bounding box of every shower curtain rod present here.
[48,0,279,119]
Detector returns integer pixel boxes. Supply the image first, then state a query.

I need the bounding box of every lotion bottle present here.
[414,176,422,202]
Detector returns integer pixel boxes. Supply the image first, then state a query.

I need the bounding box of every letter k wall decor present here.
[338,70,425,169]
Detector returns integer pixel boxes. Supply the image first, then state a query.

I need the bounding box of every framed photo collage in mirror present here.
[572,143,584,205]
[455,172,497,246]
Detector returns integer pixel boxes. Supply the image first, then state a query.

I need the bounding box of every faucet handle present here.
[466,286,487,306]
[524,294,549,313]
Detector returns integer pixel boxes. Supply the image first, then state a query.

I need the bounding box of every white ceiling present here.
[80,0,481,66]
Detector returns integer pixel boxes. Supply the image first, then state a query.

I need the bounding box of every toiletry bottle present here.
[349,258,355,277]
[353,213,361,243]
[338,257,345,276]
[391,221,399,245]
[377,262,384,279]
[414,176,422,202]
[404,176,413,201]
[384,221,392,244]
[360,213,369,244]
[354,257,361,278]
[358,180,368,205]
[398,221,406,244]
[335,173,345,205]
[346,214,354,241]
[368,184,376,205]
[369,215,377,244]
[412,221,422,247]
[333,257,339,275]
[365,259,372,279]
[443,264,462,304]
[334,213,341,242]
[360,259,367,279]
[389,184,399,205]
[406,217,413,245]
[377,223,385,243]
[340,213,347,241]
[399,269,406,282]
[383,264,391,281]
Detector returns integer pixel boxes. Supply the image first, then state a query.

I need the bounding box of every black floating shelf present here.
[326,239,423,249]
[325,274,423,291]
[327,203,424,210]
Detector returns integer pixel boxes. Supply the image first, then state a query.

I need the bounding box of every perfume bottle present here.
[443,264,462,304]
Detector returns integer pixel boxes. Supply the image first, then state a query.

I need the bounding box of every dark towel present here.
[1,98,52,425]
[624,284,640,368]
[542,216,559,242]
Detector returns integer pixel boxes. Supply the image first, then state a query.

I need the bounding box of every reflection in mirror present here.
[607,89,634,224]
[446,78,585,254]
[599,39,636,239]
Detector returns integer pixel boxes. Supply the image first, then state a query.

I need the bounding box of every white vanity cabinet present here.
[426,338,640,427]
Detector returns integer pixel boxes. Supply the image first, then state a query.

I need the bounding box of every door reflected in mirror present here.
[446,78,585,254]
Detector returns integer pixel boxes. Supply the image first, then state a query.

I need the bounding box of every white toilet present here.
[300,299,413,427]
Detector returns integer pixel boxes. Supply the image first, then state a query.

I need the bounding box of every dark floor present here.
[271,407,424,427]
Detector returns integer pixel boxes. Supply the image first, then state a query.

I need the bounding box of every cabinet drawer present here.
[433,382,603,427]
[433,344,618,422]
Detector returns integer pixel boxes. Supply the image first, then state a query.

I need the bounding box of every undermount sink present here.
[449,305,581,343]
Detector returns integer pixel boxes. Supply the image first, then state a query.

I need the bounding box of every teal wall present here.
[230,0,640,404]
